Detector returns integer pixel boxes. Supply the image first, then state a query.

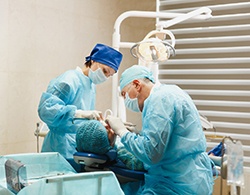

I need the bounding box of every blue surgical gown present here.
[38,67,95,165]
[121,84,214,195]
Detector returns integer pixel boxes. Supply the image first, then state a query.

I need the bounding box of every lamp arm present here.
[156,7,212,29]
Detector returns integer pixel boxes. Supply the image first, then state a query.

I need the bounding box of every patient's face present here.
[99,120,116,147]
[106,127,116,147]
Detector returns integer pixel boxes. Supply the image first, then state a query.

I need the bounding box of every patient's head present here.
[76,120,116,154]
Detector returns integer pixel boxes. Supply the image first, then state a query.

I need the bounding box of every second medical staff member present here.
[106,65,214,195]
[38,43,123,171]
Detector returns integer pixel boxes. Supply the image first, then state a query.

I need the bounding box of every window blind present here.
[158,0,250,166]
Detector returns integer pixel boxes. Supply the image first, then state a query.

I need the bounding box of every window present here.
[158,0,250,166]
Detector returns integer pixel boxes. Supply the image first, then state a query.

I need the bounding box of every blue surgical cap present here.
[76,120,112,155]
[120,65,155,90]
[85,43,123,72]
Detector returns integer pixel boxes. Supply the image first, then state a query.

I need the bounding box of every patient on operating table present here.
[75,120,145,171]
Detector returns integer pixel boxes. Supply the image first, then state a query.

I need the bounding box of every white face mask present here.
[89,67,107,84]
[124,91,140,112]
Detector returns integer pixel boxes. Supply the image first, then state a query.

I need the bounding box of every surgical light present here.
[130,30,176,63]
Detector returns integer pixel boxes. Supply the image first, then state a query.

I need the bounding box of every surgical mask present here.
[89,67,107,84]
[124,91,140,112]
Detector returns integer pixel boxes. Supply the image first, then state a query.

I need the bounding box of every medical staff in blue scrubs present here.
[38,43,122,171]
[106,65,214,195]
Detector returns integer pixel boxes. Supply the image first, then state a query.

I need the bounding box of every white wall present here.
[241,168,250,195]
[0,0,155,155]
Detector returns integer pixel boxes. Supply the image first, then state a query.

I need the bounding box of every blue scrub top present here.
[38,67,96,160]
[121,84,214,195]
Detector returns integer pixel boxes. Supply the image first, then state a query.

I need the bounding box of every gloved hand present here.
[74,110,102,120]
[123,122,140,134]
[105,115,129,137]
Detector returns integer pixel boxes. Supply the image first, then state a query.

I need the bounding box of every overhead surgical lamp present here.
[130,30,176,63]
